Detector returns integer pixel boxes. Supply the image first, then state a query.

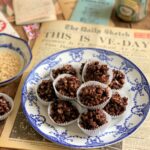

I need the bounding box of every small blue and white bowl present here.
[0,93,14,121]
[0,33,32,86]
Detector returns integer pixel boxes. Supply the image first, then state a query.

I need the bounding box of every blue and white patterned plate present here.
[22,48,150,149]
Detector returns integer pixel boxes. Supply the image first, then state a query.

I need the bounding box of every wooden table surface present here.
[0,2,150,150]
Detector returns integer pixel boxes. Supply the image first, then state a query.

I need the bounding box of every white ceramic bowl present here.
[0,93,14,121]
[0,33,32,86]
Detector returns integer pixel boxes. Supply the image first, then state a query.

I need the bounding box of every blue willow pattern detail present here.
[22,86,36,106]
[22,84,41,115]
[93,50,113,64]
[114,114,134,137]
[113,69,149,137]
[30,114,46,127]
[85,136,104,146]
[119,61,133,74]
[0,43,23,56]
[131,104,147,117]
[49,129,74,144]
[69,49,84,63]
[128,77,148,117]
[85,130,118,146]
[43,57,62,71]
[24,87,37,106]
[28,73,42,85]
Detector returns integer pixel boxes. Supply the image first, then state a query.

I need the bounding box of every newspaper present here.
[0,21,150,150]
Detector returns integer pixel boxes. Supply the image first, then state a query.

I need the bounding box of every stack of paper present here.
[58,0,77,19]
[13,0,56,25]
[70,0,115,25]
[0,12,19,37]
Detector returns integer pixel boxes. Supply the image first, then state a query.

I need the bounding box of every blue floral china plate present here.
[22,48,150,149]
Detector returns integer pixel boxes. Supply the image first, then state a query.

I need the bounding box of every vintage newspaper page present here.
[58,0,77,19]
[0,21,150,150]
[123,114,150,150]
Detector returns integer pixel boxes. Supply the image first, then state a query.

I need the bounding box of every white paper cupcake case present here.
[0,93,14,121]
[77,110,111,136]
[35,77,55,106]
[53,74,80,101]
[48,100,82,126]
[77,81,112,109]
[104,90,128,119]
[82,59,113,85]
[50,63,80,81]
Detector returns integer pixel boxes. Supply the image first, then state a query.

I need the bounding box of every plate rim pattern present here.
[21,47,150,149]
